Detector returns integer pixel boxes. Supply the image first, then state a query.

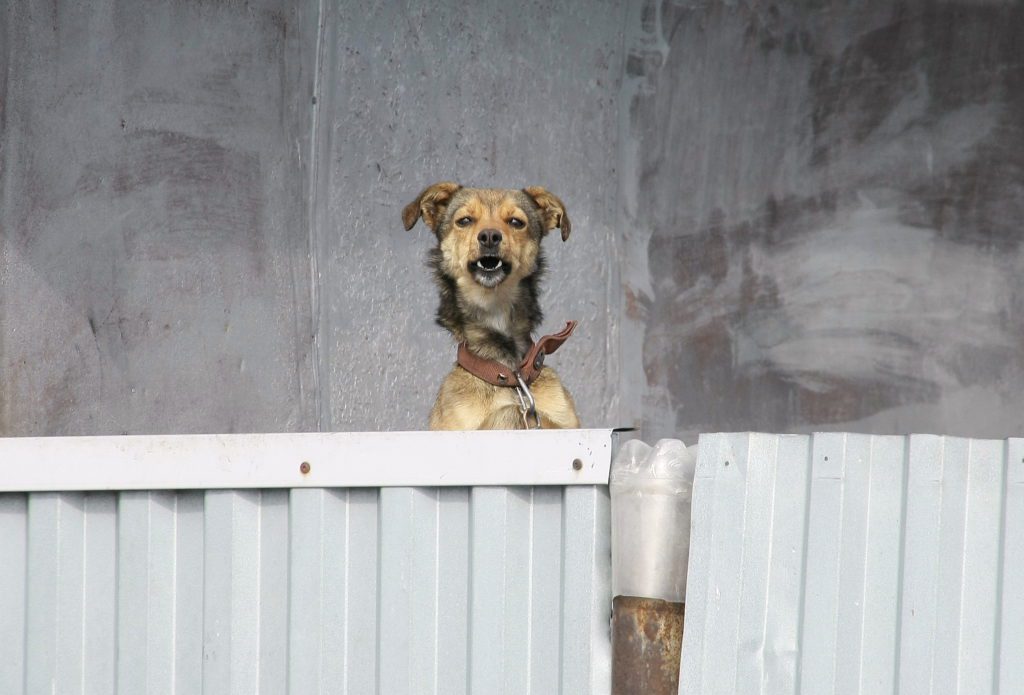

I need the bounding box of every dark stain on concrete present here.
[810,4,1024,249]
[634,0,1024,438]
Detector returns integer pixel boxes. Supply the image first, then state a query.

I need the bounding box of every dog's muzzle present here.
[468,251,509,286]
[469,243,511,288]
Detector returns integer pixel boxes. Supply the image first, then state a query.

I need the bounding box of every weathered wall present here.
[310,0,625,431]
[621,0,1024,440]
[4,0,1023,438]
[0,0,625,434]
[0,0,319,434]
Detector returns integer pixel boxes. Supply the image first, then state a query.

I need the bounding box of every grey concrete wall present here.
[0,0,624,435]
[309,0,625,431]
[3,0,1023,438]
[620,0,1024,440]
[1,0,319,434]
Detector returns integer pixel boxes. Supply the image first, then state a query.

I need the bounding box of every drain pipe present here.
[609,439,695,694]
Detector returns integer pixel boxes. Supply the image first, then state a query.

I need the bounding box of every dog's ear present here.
[523,186,572,241]
[402,182,462,232]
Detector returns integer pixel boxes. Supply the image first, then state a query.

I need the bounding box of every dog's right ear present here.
[402,182,462,232]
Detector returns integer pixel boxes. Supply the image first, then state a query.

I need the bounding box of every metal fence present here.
[682,432,1024,695]
[0,430,614,695]
[10,429,1018,694]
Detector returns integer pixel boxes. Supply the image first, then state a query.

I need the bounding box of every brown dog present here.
[402,182,581,430]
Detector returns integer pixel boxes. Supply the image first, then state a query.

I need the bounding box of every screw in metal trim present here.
[300,461,311,474]
[572,458,583,471]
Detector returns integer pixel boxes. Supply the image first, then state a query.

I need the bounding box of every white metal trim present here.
[0,429,615,491]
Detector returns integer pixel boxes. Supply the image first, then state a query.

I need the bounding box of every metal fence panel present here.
[0,494,27,694]
[1001,438,1024,691]
[682,433,1023,695]
[288,487,382,695]
[1,484,609,695]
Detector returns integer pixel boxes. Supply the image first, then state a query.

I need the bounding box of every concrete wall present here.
[621,0,1024,440]
[3,0,1023,439]
[0,0,624,434]
[1,0,318,434]
[309,0,625,431]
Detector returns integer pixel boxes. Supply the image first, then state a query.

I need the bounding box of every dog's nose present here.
[477,229,502,248]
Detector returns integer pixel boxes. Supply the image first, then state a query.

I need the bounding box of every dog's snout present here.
[477,229,502,248]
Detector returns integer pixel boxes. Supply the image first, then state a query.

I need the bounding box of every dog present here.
[402,182,581,430]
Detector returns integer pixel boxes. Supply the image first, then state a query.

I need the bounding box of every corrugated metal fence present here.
[682,433,1024,694]
[0,432,612,695]
[9,430,1020,694]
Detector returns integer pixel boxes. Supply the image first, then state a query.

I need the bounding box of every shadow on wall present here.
[631,1,1024,439]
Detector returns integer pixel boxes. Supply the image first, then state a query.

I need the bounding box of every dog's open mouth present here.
[469,256,512,288]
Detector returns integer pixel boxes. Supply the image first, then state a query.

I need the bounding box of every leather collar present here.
[456,320,577,387]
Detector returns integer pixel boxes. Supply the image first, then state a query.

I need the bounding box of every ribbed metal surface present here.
[682,433,1023,694]
[0,486,610,694]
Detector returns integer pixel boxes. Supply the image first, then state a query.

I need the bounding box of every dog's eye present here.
[509,218,526,229]
[455,216,473,227]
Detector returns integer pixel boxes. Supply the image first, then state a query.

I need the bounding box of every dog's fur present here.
[402,183,580,430]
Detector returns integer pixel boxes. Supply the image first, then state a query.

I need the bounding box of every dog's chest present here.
[479,306,511,335]
[465,286,520,340]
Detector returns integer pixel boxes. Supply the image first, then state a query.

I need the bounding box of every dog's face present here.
[403,183,571,292]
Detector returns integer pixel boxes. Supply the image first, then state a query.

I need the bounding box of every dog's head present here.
[402,183,571,290]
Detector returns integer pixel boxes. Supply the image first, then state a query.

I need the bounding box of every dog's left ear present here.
[402,182,462,232]
[523,186,572,241]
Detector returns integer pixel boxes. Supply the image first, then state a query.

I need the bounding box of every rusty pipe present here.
[612,595,685,695]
